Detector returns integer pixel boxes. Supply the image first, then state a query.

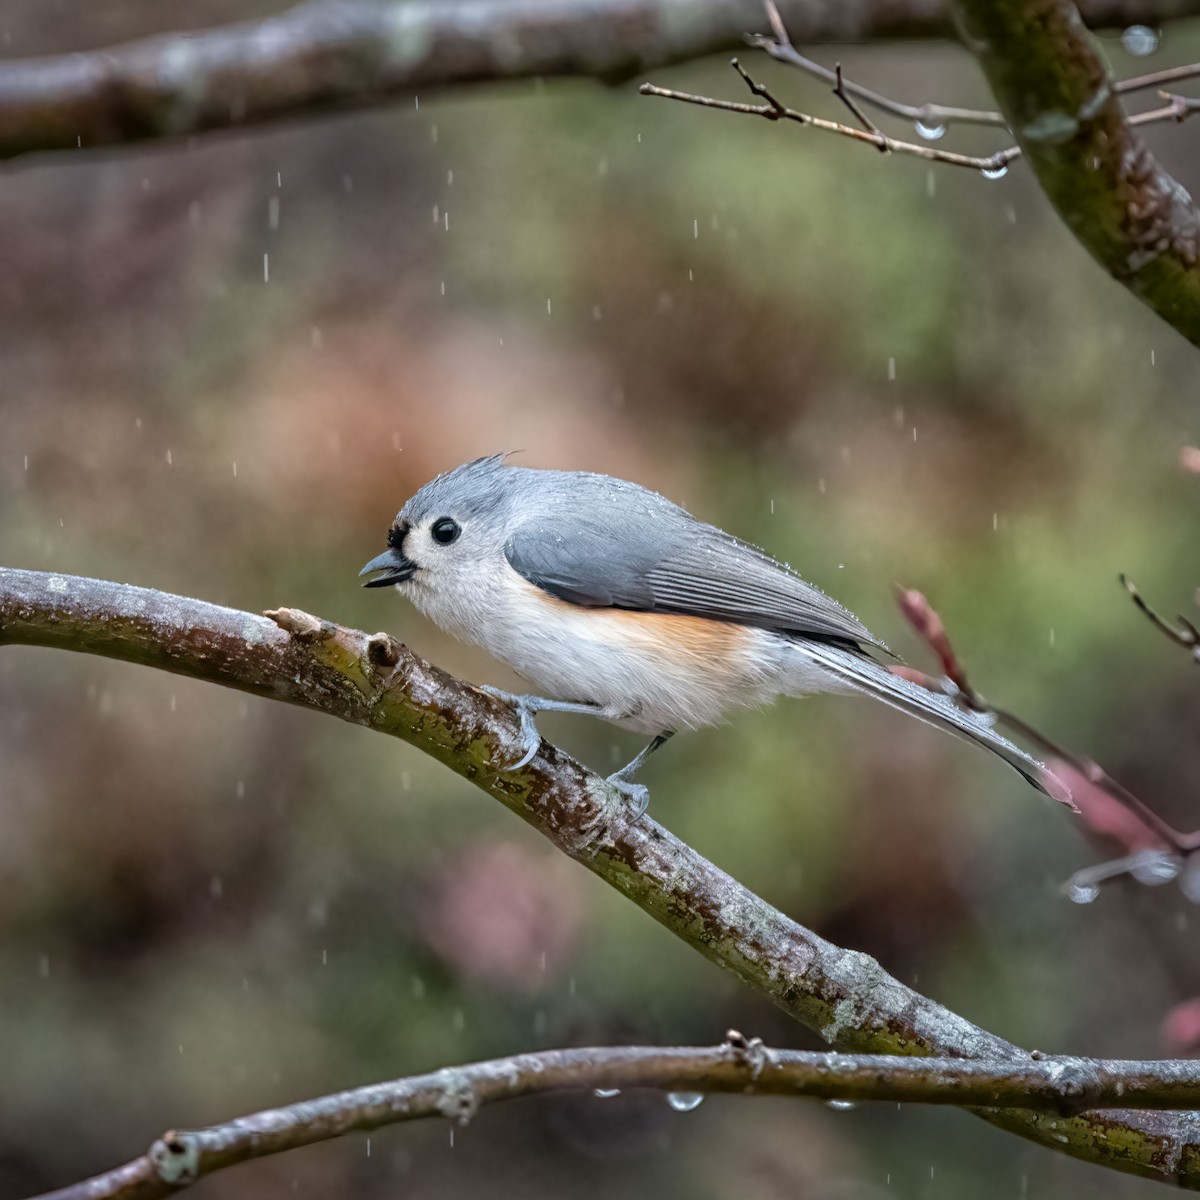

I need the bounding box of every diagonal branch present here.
[951,0,1200,349]
[31,1039,1200,1200]
[2,567,1199,1187]
[3,0,1200,163]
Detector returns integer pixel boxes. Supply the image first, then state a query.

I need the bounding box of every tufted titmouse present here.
[361,455,1059,813]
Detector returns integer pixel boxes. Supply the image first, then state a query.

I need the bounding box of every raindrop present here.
[914,120,946,140]
[263,253,270,282]
[593,1088,621,1099]
[1121,25,1159,56]
[666,1092,705,1112]
[826,1099,857,1111]
[1068,881,1100,904]
[980,164,1009,181]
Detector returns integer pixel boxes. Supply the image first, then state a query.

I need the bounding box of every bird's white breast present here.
[404,562,836,733]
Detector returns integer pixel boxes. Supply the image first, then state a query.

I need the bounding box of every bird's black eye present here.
[430,517,461,545]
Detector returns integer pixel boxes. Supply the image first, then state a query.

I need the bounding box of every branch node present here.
[367,631,403,669]
[731,57,785,119]
[724,1028,768,1080]
[434,1069,481,1127]
[148,1131,202,1184]
[265,607,326,642]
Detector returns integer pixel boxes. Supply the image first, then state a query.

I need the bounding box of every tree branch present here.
[3,567,1200,1187]
[640,62,1019,173]
[950,0,1200,349]
[30,1038,1200,1200]
[3,0,1200,163]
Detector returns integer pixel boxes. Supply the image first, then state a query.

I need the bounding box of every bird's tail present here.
[791,641,1074,807]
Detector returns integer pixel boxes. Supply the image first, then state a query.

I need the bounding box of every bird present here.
[360,455,1061,814]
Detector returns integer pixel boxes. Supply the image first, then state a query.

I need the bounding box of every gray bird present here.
[361,455,1061,813]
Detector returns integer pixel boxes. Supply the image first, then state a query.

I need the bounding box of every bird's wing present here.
[503,494,885,650]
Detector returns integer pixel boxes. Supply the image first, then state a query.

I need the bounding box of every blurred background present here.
[4,5,1200,1197]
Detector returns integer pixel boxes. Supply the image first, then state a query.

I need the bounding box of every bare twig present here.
[1119,62,1200,96]
[640,61,1019,173]
[30,1038,1200,1200]
[751,0,1007,129]
[753,4,1200,132]
[725,1,1200,200]
[1122,573,1200,658]
[894,585,1200,906]
[833,62,884,138]
[3,567,1200,1185]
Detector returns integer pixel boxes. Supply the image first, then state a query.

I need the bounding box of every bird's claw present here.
[606,774,651,821]
[479,685,545,771]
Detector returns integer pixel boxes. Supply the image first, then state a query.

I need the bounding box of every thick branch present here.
[3,568,1199,1187]
[31,1040,1200,1200]
[951,0,1200,349]
[3,0,1200,162]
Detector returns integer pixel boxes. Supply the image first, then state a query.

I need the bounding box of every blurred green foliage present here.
[3,10,1200,1200]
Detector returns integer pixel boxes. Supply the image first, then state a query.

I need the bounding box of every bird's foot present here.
[477,687,608,771]
[605,774,651,820]
[604,732,673,820]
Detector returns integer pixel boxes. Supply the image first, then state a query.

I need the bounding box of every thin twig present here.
[30,1038,1200,1200]
[743,0,1200,179]
[639,62,1018,173]
[750,11,1007,129]
[1118,62,1200,97]
[833,62,883,138]
[1122,573,1200,656]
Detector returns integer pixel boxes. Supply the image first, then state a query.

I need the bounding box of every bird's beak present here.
[359,548,417,588]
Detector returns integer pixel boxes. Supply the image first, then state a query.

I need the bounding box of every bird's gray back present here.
[499,465,884,650]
